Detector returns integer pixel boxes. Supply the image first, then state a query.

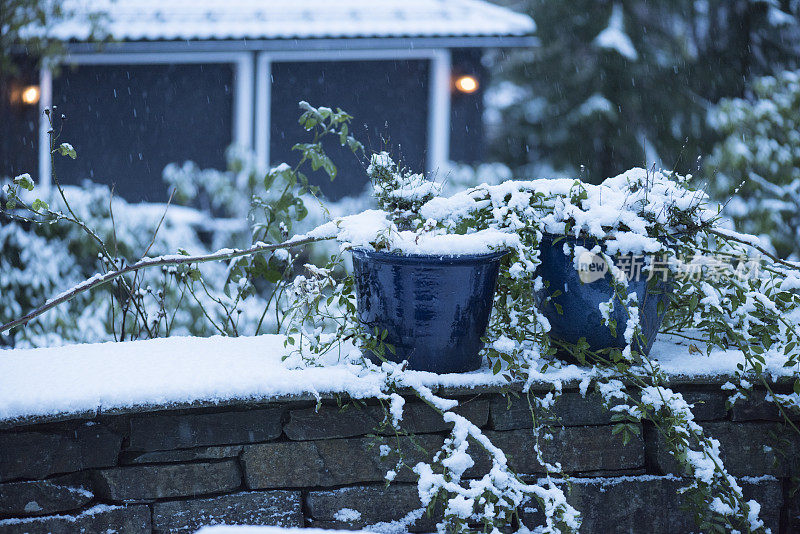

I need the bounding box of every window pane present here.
[53,63,233,202]
[269,60,429,200]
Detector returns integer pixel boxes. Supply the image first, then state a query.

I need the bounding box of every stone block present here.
[646,422,795,477]
[152,490,303,532]
[490,390,726,432]
[0,480,93,517]
[740,476,783,534]
[128,408,283,451]
[283,405,377,440]
[122,445,243,464]
[306,484,440,533]
[490,392,622,430]
[485,425,645,474]
[284,399,488,440]
[393,399,489,436]
[242,435,442,489]
[680,390,728,421]
[730,390,799,422]
[0,504,150,533]
[786,476,800,534]
[94,460,241,501]
[0,425,121,482]
[521,475,781,534]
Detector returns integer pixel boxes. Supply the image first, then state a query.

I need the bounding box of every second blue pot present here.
[534,234,670,359]
[351,249,506,373]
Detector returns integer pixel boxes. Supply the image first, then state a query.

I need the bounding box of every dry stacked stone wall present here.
[0,384,797,533]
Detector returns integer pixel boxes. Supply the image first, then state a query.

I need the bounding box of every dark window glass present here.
[53,63,233,202]
[269,60,429,200]
[0,60,39,180]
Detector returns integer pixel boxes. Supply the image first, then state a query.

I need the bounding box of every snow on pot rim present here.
[332,209,521,257]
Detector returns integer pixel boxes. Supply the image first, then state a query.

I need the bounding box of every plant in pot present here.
[287,163,721,376]
[344,153,517,373]
[416,168,716,370]
[528,172,709,363]
[281,152,519,374]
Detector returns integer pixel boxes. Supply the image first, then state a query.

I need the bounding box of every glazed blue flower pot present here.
[351,249,507,373]
[534,234,670,359]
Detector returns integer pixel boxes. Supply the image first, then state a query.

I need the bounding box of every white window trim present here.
[254,48,451,175]
[37,51,253,194]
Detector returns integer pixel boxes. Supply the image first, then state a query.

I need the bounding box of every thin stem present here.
[0,234,334,335]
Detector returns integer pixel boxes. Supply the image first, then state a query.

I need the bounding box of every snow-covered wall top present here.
[0,348,793,533]
[49,0,536,42]
[0,334,792,428]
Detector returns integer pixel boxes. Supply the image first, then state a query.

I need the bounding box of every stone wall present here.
[0,384,797,533]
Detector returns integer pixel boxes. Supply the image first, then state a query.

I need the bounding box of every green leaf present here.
[31,198,49,211]
[294,198,308,221]
[57,143,77,159]
[492,359,502,375]
[13,173,34,191]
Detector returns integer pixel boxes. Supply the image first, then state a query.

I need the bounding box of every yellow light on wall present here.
[21,85,41,105]
[455,75,479,94]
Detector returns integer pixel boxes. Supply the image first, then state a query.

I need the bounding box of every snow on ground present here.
[0,334,793,424]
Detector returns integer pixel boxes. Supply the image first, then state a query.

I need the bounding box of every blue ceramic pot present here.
[351,249,507,373]
[534,234,670,358]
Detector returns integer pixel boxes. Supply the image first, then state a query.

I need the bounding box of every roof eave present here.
[63,35,538,55]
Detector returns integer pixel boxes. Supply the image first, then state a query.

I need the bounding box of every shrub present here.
[706,70,800,258]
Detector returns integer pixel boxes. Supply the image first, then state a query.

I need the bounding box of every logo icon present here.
[576,250,608,283]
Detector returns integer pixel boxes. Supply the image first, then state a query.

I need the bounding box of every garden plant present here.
[2,103,800,533]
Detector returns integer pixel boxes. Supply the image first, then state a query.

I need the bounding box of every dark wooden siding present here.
[450,48,486,164]
[52,63,234,202]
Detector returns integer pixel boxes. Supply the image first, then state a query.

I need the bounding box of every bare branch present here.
[0,234,334,335]
[706,227,800,271]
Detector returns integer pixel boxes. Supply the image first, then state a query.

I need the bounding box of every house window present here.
[52,63,234,202]
[268,59,430,200]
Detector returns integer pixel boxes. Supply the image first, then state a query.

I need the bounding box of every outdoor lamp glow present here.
[455,75,479,94]
[21,85,40,105]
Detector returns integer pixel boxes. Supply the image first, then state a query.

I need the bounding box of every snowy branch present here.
[706,227,800,271]
[0,234,334,335]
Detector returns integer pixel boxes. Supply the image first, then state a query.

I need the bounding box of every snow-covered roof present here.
[52,0,536,42]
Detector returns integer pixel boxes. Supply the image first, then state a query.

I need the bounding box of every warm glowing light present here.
[21,85,40,105]
[455,75,479,94]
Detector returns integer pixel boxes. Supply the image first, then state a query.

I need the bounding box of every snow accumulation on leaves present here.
[420,167,712,255]
[318,166,709,258]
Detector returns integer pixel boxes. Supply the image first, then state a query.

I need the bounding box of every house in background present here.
[2,0,535,202]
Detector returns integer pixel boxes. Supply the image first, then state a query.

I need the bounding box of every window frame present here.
[38,52,254,193]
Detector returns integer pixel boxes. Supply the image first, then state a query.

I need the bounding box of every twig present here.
[141,189,176,259]
[0,234,334,335]
[707,227,800,270]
